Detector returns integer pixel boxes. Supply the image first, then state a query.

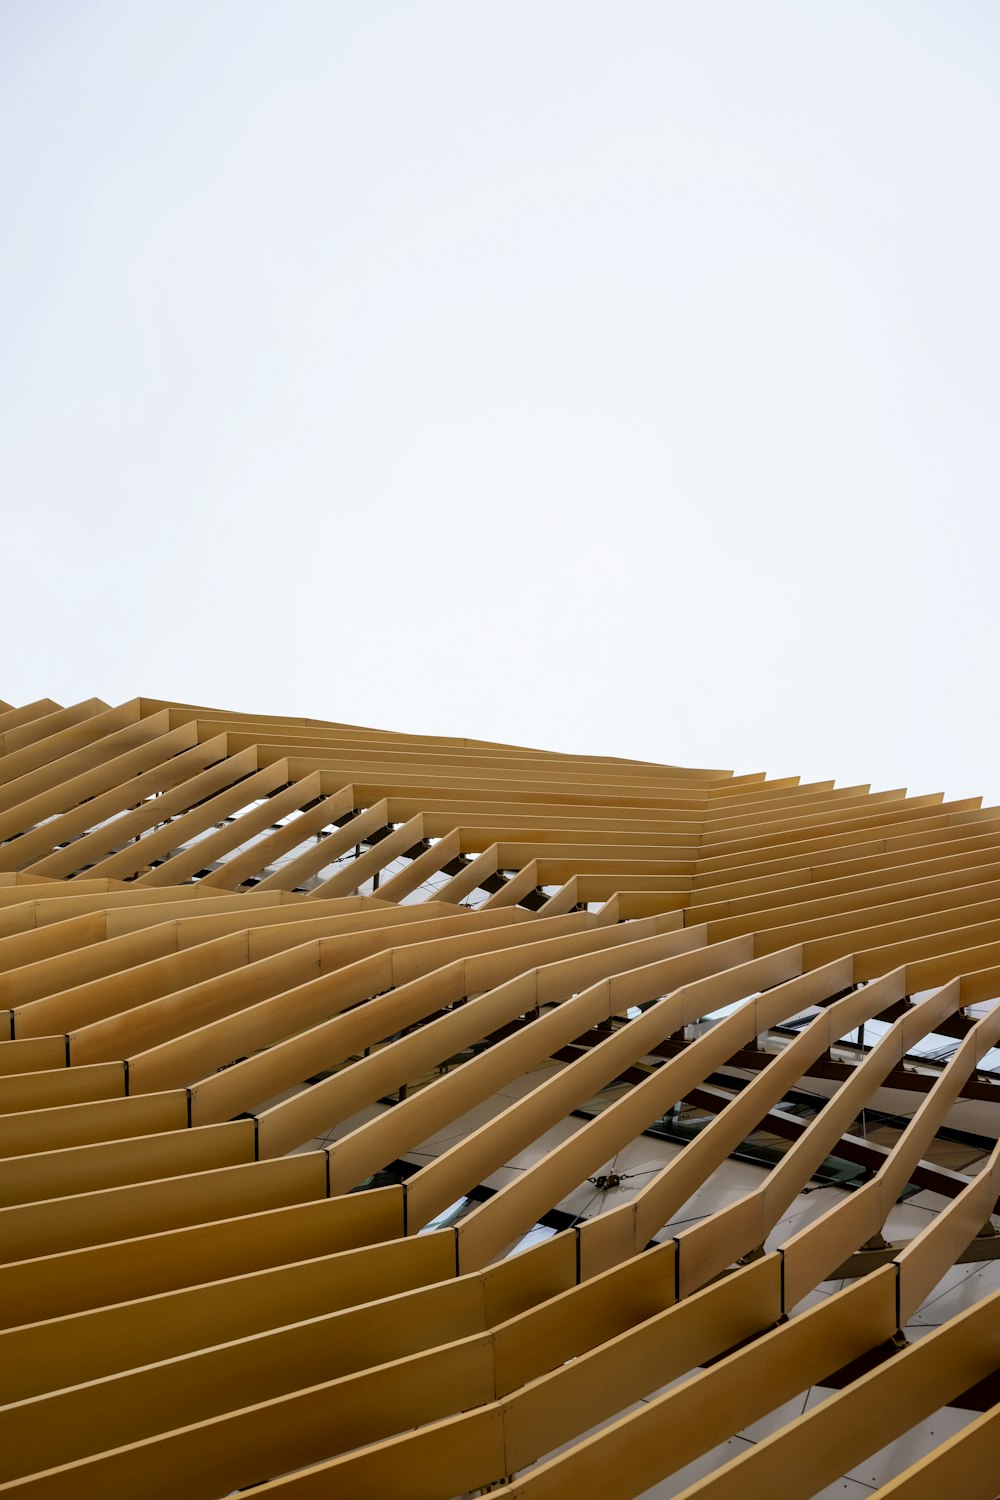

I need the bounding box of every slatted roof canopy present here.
[0,694,998,1498]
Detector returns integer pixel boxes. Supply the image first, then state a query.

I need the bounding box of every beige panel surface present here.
[0,694,998,1499]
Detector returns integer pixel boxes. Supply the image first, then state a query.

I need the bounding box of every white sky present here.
[2,2,999,803]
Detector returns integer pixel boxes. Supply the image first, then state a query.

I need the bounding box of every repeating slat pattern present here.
[0,695,997,1499]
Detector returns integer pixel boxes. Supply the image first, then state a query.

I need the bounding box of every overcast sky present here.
[2,2,999,804]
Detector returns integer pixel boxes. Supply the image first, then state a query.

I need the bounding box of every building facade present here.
[0,694,997,1497]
